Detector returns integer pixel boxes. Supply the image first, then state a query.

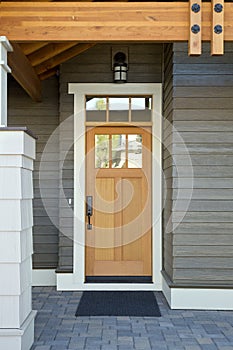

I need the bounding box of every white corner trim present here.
[32,269,56,286]
[0,36,13,52]
[162,276,233,310]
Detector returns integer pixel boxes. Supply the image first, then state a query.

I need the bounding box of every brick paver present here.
[31,287,233,350]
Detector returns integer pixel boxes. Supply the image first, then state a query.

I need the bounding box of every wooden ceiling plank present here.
[20,42,48,55]
[28,42,78,66]
[8,42,42,102]
[35,43,95,75]
[39,68,58,81]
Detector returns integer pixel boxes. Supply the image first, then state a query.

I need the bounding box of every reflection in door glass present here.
[128,134,142,168]
[95,135,109,168]
[112,135,126,168]
[86,97,107,122]
[109,98,129,122]
[131,97,152,122]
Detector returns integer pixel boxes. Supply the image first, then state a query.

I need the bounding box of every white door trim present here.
[57,83,162,291]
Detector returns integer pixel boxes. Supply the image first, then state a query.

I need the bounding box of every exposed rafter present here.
[36,43,95,76]
[39,68,58,81]
[28,42,78,66]
[20,42,49,55]
[8,43,42,102]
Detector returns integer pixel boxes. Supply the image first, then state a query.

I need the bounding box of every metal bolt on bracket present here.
[214,24,223,34]
[214,3,223,13]
[191,24,201,34]
[191,3,201,13]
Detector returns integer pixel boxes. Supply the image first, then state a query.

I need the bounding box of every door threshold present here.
[85,276,152,283]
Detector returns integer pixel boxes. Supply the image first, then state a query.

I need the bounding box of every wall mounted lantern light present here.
[113,51,128,83]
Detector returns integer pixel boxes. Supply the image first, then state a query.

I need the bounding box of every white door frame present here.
[57,83,162,291]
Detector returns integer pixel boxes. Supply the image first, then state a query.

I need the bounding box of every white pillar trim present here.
[0,130,36,350]
[0,36,13,127]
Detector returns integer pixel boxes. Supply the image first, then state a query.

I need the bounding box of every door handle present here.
[86,196,93,230]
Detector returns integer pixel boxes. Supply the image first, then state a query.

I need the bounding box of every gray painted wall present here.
[58,43,163,271]
[163,43,233,286]
[8,77,59,269]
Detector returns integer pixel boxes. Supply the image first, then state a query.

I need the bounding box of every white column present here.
[0,130,37,350]
[0,36,12,127]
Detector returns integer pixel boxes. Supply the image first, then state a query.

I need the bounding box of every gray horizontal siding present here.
[163,42,233,286]
[8,77,59,269]
[162,44,174,280]
[58,43,163,271]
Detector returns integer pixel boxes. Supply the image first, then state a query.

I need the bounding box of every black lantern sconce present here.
[113,51,128,83]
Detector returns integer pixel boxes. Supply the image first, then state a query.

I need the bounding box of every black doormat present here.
[75,291,161,317]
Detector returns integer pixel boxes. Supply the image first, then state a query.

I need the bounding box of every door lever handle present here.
[86,196,93,230]
[87,213,92,230]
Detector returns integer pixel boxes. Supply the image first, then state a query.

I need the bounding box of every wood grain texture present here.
[189,0,202,56]
[211,0,224,55]
[28,42,78,66]
[20,42,48,55]
[35,43,95,75]
[85,126,152,277]
[2,2,230,42]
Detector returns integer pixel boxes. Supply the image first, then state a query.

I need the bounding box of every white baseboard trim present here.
[162,276,233,310]
[32,269,56,286]
[0,310,36,350]
[57,273,162,291]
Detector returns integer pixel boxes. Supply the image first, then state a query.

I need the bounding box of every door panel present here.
[85,126,152,278]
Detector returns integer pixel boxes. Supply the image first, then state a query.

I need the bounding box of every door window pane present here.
[128,134,142,168]
[109,98,129,122]
[112,135,126,168]
[86,97,107,122]
[131,97,152,122]
[95,135,109,168]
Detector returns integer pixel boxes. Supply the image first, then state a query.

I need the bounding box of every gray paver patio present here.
[31,287,233,350]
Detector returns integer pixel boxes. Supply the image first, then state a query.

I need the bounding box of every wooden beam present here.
[0,2,194,42]
[8,42,42,101]
[2,0,53,2]
[211,0,224,55]
[20,42,48,55]
[2,2,233,43]
[189,0,202,55]
[35,43,95,75]
[28,42,78,66]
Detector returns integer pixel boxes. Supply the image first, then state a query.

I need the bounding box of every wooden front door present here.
[85,126,152,280]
